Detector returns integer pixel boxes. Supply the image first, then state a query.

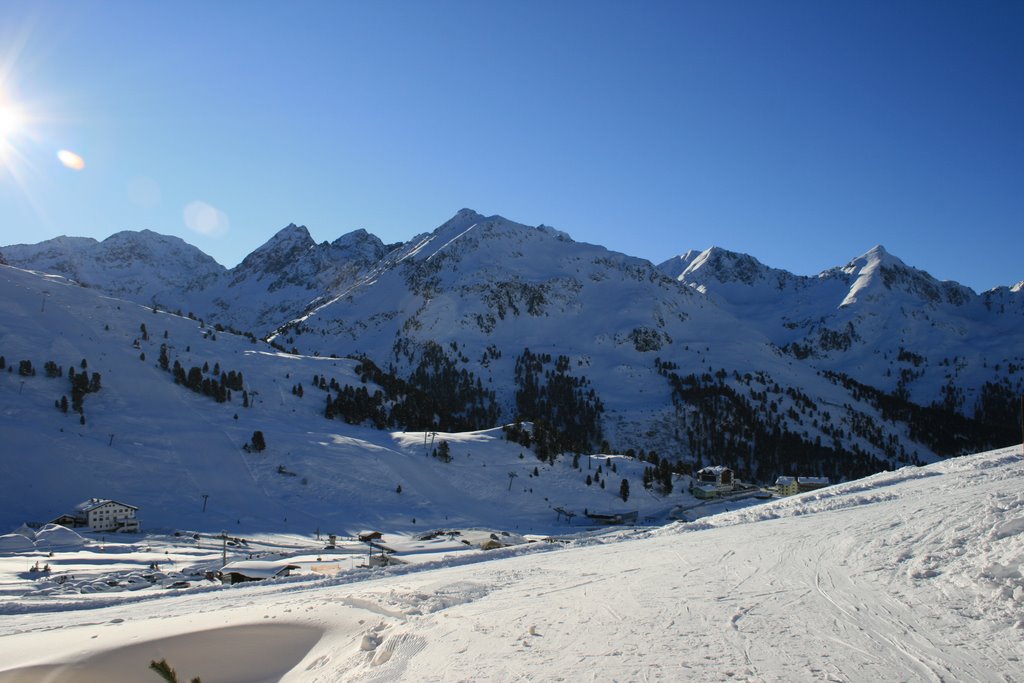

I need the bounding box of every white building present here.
[696,466,734,487]
[67,498,140,532]
[775,476,798,496]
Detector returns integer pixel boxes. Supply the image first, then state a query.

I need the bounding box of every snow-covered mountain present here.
[2,231,224,301]
[188,224,395,334]
[660,244,1024,412]
[2,225,394,336]
[3,211,1022,482]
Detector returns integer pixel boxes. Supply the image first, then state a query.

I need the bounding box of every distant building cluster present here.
[688,466,831,501]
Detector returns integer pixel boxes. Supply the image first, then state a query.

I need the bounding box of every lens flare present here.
[184,200,230,236]
[57,149,85,170]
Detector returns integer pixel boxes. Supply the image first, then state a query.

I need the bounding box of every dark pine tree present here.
[251,430,267,452]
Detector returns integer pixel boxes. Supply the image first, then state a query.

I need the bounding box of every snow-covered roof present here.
[798,477,830,485]
[698,466,732,474]
[12,523,36,540]
[74,498,139,512]
[776,476,795,486]
[33,524,87,548]
[221,560,298,579]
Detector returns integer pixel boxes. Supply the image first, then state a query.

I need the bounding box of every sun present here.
[0,104,24,139]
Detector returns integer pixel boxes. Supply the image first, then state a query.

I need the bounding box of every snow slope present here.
[0,263,700,533]
[0,447,1021,681]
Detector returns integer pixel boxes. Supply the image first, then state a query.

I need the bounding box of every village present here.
[0,469,832,600]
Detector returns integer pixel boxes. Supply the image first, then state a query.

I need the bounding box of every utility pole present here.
[108,434,115,447]
[1020,395,1023,457]
[221,531,228,568]
[507,471,518,491]
[201,494,209,513]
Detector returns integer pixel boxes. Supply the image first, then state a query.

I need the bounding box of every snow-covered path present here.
[2,448,1022,682]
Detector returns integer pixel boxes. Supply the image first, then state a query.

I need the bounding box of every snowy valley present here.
[1,210,1023,681]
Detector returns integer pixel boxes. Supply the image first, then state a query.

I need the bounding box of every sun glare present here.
[0,105,24,139]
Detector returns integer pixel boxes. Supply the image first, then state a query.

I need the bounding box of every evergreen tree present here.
[619,478,630,502]
[251,430,266,452]
[435,440,452,462]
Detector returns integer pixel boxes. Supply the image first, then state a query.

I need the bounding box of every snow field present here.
[1,447,1022,681]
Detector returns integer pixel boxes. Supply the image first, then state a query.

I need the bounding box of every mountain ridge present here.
[3,210,1022,476]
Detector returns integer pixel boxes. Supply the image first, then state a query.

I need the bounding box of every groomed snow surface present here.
[1,447,1022,682]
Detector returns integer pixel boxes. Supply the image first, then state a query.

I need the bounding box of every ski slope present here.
[1,447,1021,681]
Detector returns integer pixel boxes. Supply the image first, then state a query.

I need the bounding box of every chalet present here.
[52,498,140,533]
[358,530,383,542]
[219,560,299,585]
[49,514,81,528]
[697,466,734,487]
[797,476,830,492]
[775,476,799,497]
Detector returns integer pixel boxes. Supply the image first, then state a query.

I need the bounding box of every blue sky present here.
[0,1,1021,292]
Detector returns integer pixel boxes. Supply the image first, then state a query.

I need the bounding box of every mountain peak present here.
[255,223,315,254]
[235,224,316,276]
[859,244,907,269]
[436,209,489,234]
[330,228,388,260]
[272,223,313,243]
[838,244,975,308]
[672,246,771,286]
